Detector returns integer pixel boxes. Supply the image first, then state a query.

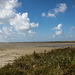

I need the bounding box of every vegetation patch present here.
[0,47,75,75]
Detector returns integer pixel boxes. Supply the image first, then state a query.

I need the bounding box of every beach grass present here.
[0,47,75,75]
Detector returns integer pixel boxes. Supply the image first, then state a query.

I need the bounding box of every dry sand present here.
[0,47,54,68]
[0,42,75,68]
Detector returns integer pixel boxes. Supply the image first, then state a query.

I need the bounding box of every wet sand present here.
[0,42,75,68]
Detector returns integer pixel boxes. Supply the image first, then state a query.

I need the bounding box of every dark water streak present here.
[0,44,75,48]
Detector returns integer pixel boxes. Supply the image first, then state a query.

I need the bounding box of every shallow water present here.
[0,44,75,47]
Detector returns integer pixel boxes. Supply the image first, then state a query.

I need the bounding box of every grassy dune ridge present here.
[0,47,75,75]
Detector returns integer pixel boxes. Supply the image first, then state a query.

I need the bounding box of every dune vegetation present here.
[0,47,75,75]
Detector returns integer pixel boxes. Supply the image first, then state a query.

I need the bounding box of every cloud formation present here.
[10,13,38,32]
[42,3,67,18]
[47,12,56,17]
[54,3,67,14]
[0,0,39,41]
[27,30,36,36]
[52,24,63,37]
[52,24,62,30]
[0,0,21,24]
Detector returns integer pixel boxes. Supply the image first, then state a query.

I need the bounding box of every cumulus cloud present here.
[42,3,67,18]
[28,30,36,35]
[10,13,38,32]
[30,22,39,28]
[0,0,21,24]
[2,27,14,36]
[52,24,62,30]
[54,3,67,14]
[55,30,63,35]
[0,0,39,41]
[0,30,2,34]
[47,12,56,17]
[52,24,63,37]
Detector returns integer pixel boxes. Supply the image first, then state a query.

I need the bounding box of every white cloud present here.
[2,27,14,36]
[30,22,39,28]
[52,24,63,37]
[0,30,2,34]
[28,30,36,35]
[47,12,56,17]
[55,30,63,35]
[0,0,21,24]
[42,3,67,18]
[0,26,14,40]
[42,12,45,17]
[0,0,39,41]
[52,24,62,30]
[10,12,38,36]
[10,13,30,31]
[54,3,67,14]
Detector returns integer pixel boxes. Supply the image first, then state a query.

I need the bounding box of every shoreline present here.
[0,42,75,68]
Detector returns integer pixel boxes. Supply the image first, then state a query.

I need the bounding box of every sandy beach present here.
[0,42,75,68]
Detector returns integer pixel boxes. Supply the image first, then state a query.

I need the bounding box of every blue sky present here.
[0,0,75,42]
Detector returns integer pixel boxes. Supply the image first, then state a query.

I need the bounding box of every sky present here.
[0,0,75,42]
